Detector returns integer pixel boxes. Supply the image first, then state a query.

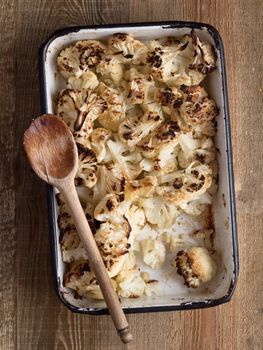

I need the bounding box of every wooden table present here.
[1,0,262,349]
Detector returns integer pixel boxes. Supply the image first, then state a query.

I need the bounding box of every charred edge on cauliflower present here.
[75,42,104,69]
[172,178,184,189]
[147,48,163,68]
[160,88,183,109]
[156,120,181,142]
[64,261,91,287]
[75,144,98,186]
[189,30,217,74]
[112,33,129,41]
[176,250,199,287]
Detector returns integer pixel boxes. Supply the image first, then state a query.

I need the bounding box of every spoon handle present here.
[58,182,132,344]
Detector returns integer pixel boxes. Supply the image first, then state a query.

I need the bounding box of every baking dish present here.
[39,21,238,314]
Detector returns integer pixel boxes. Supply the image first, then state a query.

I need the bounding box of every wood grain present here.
[0,0,262,349]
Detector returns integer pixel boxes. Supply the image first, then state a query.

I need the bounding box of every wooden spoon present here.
[23,114,132,344]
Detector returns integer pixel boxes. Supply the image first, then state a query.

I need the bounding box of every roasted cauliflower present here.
[108,33,148,64]
[57,88,106,146]
[57,40,105,79]
[56,31,219,300]
[180,85,219,136]
[75,144,98,188]
[175,247,217,288]
[97,83,126,131]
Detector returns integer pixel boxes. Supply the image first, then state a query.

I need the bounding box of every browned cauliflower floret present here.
[96,55,123,84]
[90,128,112,163]
[127,75,155,105]
[157,162,212,204]
[158,87,183,115]
[188,30,217,75]
[57,40,106,80]
[119,110,164,148]
[94,194,124,224]
[116,267,146,298]
[95,220,131,277]
[57,194,96,262]
[75,144,98,188]
[178,133,216,169]
[67,71,99,90]
[97,83,126,131]
[57,89,106,146]
[146,31,216,86]
[180,85,219,136]
[175,246,217,288]
[64,259,117,299]
[108,33,148,64]
[125,175,157,201]
[138,120,181,174]
[107,137,142,180]
[93,162,126,203]
[146,40,194,86]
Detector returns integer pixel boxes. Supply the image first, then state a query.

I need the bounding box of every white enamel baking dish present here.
[39,21,238,314]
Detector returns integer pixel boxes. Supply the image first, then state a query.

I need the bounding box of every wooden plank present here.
[0,1,16,350]
[0,0,262,349]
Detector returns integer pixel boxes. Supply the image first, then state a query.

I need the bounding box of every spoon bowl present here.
[24,114,78,184]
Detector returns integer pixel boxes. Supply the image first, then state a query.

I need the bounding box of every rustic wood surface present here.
[0,0,262,349]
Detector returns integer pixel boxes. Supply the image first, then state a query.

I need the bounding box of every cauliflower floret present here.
[107,137,142,180]
[97,83,126,131]
[94,194,126,225]
[57,45,82,79]
[188,30,217,75]
[125,176,157,201]
[178,133,216,168]
[119,109,164,148]
[90,128,111,162]
[116,268,146,298]
[146,39,194,86]
[154,144,178,174]
[158,87,183,115]
[57,193,75,232]
[178,132,200,168]
[192,228,214,250]
[175,246,217,287]
[179,192,212,216]
[108,33,148,64]
[180,85,218,136]
[146,31,216,87]
[57,192,98,263]
[96,55,123,84]
[57,40,106,79]
[125,204,146,251]
[157,162,212,204]
[126,204,146,235]
[138,120,181,158]
[57,89,106,146]
[75,144,98,188]
[141,239,166,269]
[67,71,99,90]
[95,220,131,277]
[140,272,159,296]
[127,75,155,105]
[93,162,126,203]
[64,259,117,299]
[139,196,180,228]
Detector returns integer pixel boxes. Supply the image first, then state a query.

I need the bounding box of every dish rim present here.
[38,20,239,315]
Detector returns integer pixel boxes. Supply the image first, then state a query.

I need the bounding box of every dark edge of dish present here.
[38,20,239,315]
